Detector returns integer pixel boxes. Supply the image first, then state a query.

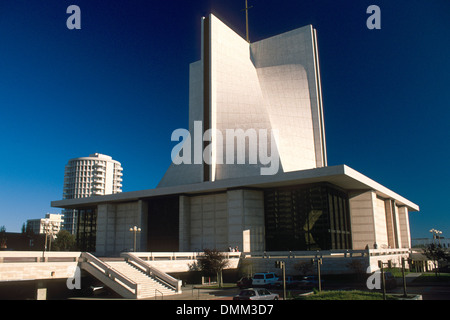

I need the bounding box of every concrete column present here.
[227,190,245,252]
[96,204,116,256]
[392,201,401,248]
[384,199,397,248]
[397,206,411,248]
[35,281,47,300]
[349,191,376,250]
[227,189,264,253]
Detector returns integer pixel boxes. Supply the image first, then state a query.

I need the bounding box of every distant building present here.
[412,237,450,248]
[62,153,123,234]
[26,213,64,236]
[0,232,45,251]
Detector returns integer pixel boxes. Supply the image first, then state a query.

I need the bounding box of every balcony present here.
[93,162,106,168]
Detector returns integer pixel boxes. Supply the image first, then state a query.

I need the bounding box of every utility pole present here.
[242,0,253,42]
[401,258,408,298]
[378,260,392,300]
[312,257,323,292]
[275,260,286,300]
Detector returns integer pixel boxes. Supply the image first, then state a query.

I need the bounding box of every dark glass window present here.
[146,196,179,252]
[76,207,97,252]
[264,183,351,251]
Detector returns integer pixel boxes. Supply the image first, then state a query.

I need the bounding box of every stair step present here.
[103,261,177,298]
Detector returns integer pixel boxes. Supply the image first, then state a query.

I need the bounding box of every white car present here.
[233,288,279,300]
[252,272,279,287]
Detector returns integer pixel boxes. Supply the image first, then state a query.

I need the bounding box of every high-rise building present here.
[62,153,123,234]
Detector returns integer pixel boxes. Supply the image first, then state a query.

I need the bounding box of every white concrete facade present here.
[63,153,123,199]
[179,189,265,253]
[95,201,147,256]
[51,15,419,275]
[158,14,326,187]
[53,165,419,257]
[349,191,413,250]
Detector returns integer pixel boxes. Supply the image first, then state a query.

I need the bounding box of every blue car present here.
[298,276,323,288]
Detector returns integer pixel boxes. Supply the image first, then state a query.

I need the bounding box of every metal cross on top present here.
[242,0,253,42]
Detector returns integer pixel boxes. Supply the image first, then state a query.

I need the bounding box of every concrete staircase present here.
[106,261,178,299]
[80,252,182,299]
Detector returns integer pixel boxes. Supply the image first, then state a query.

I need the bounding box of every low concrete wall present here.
[133,252,241,273]
[0,251,81,282]
[0,249,411,283]
[0,262,78,281]
[144,258,240,273]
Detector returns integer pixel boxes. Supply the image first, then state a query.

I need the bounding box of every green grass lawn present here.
[295,290,399,300]
[412,272,450,283]
[193,283,237,289]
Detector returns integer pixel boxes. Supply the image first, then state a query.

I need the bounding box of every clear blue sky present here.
[0,0,449,239]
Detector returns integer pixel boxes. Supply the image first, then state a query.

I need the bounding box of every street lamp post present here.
[42,219,49,257]
[42,219,56,259]
[129,226,141,252]
[430,229,443,246]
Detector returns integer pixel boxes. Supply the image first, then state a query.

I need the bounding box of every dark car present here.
[274,276,301,288]
[237,276,253,288]
[298,276,324,289]
[233,288,279,300]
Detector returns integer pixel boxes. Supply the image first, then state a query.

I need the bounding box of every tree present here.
[197,249,229,288]
[52,230,77,251]
[423,243,449,276]
[0,226,6,249]
[294,261,314,276]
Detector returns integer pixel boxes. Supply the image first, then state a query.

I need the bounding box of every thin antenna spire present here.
[242,0,253,42]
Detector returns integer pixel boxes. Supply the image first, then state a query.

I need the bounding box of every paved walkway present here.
[404,272,423,283]
[149,285,240,300]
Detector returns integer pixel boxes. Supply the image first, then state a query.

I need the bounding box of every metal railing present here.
[242,248,411,259]
[81,252,139,296]
[131,251,241,261]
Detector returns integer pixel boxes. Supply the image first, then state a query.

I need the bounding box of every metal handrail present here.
[81,252,138,294]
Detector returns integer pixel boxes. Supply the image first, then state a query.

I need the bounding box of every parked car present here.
[274,276,301,288]
[237,276,253,288]
[233,288,279,300]
[298,276,324,289]
[252,272,279,287]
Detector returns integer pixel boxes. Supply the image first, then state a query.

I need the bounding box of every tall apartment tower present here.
[62,153,123,234]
